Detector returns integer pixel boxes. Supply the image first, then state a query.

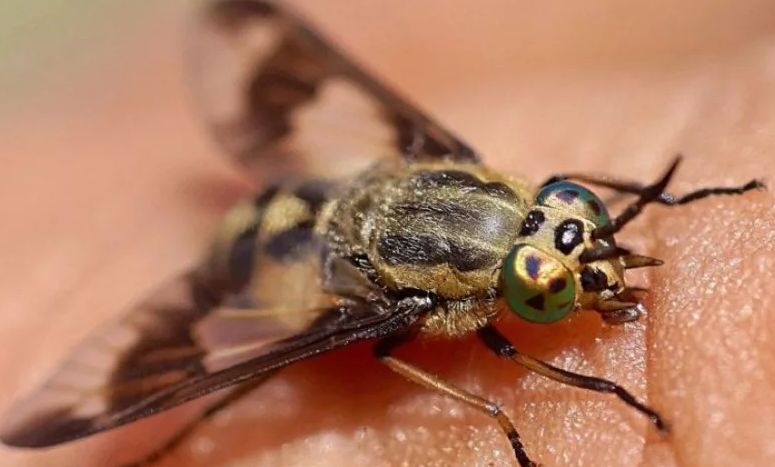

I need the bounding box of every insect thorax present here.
[318,162,534,303]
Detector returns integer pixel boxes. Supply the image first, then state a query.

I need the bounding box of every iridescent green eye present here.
[535,181,610,226]
[501,244,576,323]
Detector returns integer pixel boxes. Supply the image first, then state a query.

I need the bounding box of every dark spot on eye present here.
[580,266,608,292]
[525,255,542,280]
[525,294,545,311]
[554,219,584,255]
[518,210,546,237]
[556,189,579,204]
[548,278,567,294]
[587,199,602,216]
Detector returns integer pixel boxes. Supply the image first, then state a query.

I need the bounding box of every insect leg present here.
[120,373,275,467]
[590,156,763,239]
[477,325,669,434]
[594,299,646,324]
[541,155,764,206]
[374,333,538,467]
[578,244,631,263]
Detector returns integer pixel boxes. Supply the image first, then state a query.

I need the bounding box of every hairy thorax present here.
[318,161,534,302]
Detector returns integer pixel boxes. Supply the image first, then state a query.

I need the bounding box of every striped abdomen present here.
[205,180,335,296]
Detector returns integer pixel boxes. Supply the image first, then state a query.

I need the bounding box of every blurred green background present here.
[0,1,158,106]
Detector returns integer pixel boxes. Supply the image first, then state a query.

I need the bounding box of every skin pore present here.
[0,1,773,466]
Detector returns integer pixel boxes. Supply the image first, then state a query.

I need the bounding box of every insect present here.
[1,1,765,466]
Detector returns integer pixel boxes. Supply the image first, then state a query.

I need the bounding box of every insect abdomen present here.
[204,180,335,290]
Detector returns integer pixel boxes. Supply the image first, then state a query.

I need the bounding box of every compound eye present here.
[535,181,610,227]
[501,244,576,323]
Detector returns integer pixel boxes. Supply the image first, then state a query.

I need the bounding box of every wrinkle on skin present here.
[0,1,774,467]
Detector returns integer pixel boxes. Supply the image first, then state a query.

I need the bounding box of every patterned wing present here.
[0,263,430,448]
[0,196,432,448]
[191,0,481,182]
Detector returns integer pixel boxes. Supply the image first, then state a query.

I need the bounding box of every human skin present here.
[0,1,774,467]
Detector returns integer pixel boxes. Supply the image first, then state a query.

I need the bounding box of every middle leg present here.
[374,332,538,467]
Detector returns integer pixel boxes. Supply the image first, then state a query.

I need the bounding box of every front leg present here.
[477,325,670,434]
[540,155,763,206]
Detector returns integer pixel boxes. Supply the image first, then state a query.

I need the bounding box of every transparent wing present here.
[0,195,431,448]
[0,264,430,448]
[191,0,480,182]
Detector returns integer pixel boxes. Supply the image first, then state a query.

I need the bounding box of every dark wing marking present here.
[0,271,224,447]
[191,0,480,182]
[0,185,431,448]
[0,267,432,447]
